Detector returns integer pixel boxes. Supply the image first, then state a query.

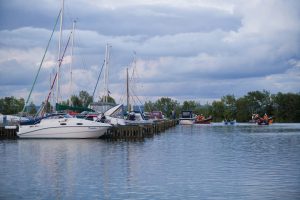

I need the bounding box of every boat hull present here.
[17,118,111,139]
[257,118,273,126]
[223,120,236,125]
[194,120,211,124]
[179,119,194,125]
[194,117,212,124]
[18,126,109,138]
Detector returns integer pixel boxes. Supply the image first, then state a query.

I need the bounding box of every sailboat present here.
[89,43,117,114]
[17,0,111,138]
[124,67,153,125]
[102,66,153,126]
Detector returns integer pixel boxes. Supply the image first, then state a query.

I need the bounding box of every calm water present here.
[1,123,300,200]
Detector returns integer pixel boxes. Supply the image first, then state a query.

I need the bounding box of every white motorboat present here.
[179,111,195,125]
[103,104,126,125]
[223,119,236,125]
[179,119,194,125]
[125,111,153,125]
[17,116,111,139]
[103,104,153,126]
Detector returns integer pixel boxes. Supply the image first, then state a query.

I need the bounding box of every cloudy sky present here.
[0,0,299,105]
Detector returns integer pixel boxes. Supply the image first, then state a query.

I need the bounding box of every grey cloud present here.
[0,59,51,90]
[1,1,241,36]
[79,5,241,36]
[0,0,300,104]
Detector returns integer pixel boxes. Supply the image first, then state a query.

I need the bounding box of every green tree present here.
[144,101,155,112]
[60,100,70,106]
[211,100,225,121]
[236,97,250,122]
[221,94,237,120]
[153,97,180,118]
[28,102,37,115]
[0,96,24,114]
[272,92,300,122]
[100,95,116,104]
[182,100,198,111]
[244,90,272,115]
[71,95,82,107]
[194,103,212,117]
[79,91,93,107]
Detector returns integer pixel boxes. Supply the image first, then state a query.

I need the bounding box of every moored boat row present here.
[179,111,213,125]
[16,104,171,139]
[179,111,273,126]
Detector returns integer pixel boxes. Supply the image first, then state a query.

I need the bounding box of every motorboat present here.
[257,118,273,125]
[102,104,126,126]
[194,115,212,124]
[252,114,273,125]
[102,104,154,126]
[17,115,111,138]
[223,119,236,125]
[179,111,195,125]
[149,111,165,122]
[125,111,153,125]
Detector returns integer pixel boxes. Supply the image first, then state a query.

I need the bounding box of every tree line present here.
[144,90,300,122]
[1,90,299,122]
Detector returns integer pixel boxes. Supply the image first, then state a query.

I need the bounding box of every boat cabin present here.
[180,111,193,119]
[150,111,163,119]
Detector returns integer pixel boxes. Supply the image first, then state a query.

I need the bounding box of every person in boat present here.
[198,114,204,121]
[263,113,268,121]
[261,113,269,124]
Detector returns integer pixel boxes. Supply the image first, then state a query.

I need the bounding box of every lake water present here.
[1,123,300,200]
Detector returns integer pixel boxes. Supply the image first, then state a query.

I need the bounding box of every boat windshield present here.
[64,114,73,118]
[43,113,73,119]
[181,111,192,118]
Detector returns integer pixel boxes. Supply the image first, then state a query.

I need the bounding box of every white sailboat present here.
[18,0,112,138]
[101,67,153,126]
[124,67,153,125]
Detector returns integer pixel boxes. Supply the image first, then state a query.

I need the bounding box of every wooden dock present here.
[101,120,177,140]
[0,120,177,140]
[0,126,18,139]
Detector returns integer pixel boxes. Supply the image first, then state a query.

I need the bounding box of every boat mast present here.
[126,67,130,113]
[56,0,64,104]
[132,51,136,112]
[92,60,105,101]
[21,10,61,114]
[103,43,111,103]
[69,20,76,105]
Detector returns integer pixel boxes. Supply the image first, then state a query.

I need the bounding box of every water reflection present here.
[0,123,300,199]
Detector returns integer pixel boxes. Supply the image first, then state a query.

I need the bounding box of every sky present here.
[0,0,299,106]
